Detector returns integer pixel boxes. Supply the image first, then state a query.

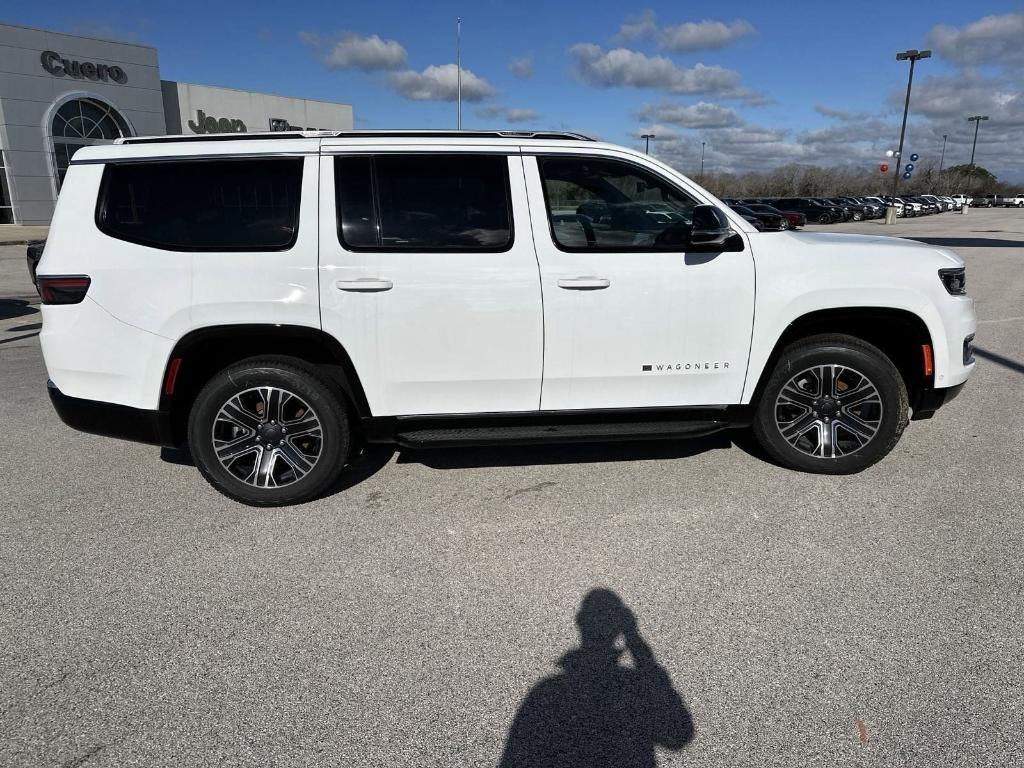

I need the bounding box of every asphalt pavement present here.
[1,209,1022,767]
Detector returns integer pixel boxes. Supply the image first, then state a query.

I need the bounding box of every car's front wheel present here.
[818,213,831,224]
[753,335,908,474]
[188,357,352,506]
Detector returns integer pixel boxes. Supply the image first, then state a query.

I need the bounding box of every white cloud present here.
[389,64,495,102]
[508,55,534,80]
[569,43,760,101]
[927,13,1024,68]
[638,101,743,129]
[300,31,407,71]
[616,11,755,53]
[477,106,541,123]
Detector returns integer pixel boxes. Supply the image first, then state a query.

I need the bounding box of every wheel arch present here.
[159,324,371,446]
[746,307,935,412]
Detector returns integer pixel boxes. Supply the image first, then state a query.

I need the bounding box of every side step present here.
[394,419,729,448]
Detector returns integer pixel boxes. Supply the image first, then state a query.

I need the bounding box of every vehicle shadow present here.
[0,299,39,321]
[397,432,738,470]
[499,588,694,768]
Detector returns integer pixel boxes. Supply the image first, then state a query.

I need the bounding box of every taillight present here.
[38,275,91,305]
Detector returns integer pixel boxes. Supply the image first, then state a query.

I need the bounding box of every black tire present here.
[818,213,832,224]
[188,356,352,506]
[752,335,908,474]
[852,211,863,221]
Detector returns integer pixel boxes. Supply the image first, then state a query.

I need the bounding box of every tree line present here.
[688,163,1016,199]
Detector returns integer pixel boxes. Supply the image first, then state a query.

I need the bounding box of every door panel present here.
[523,154,755,410]
[318,152,543,416]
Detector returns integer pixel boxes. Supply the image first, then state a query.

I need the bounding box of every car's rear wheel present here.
[188,357,352,506]
[852,211,864,221]
[818,213,831,224]
[753,335,908,474]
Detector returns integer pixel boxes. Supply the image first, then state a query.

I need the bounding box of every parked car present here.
[813,198,854,221]
[730,204,787,231]
[773,197,841,224]
[743,202,805,229]
[971,195,992,208]
[920,195,949,212]
[36,129,976,505]
[910,196,940,215]
[950,194,972,207]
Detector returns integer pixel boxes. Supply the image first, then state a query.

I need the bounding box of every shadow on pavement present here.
[398,432,736,470]
[902,236,1024,248]
[499,588,694,768]
[0,299,39,320]
[974,346,1024,375]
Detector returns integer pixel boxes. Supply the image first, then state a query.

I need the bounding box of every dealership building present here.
[0,22,354,225]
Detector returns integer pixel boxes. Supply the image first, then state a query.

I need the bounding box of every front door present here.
[523,153,755,410]
[318,150,544,416]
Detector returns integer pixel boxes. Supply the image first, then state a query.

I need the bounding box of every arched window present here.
[50,97,131,189]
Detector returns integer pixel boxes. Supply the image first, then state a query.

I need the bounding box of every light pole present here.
[967,115,989,167]
[456,17,462,129]
[700,141,706,180]
[939,133,947,172]
[887,48,930,224]
[641,133,655,154]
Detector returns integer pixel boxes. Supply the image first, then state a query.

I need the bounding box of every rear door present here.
[318,147,543,416]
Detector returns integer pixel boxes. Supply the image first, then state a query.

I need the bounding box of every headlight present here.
[939,267,967,295]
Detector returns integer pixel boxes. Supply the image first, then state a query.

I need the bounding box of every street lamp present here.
[967,115,989,167]
[700,141,706,180]
[939,134,947,172]
[641,133,655,154]
[887,48,930,224]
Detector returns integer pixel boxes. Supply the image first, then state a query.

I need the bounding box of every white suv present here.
[37,130,977,505]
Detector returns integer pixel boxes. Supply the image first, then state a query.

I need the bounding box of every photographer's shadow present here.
[500,589,694,768]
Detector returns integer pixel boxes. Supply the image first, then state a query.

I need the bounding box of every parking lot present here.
[1,209,1022,767]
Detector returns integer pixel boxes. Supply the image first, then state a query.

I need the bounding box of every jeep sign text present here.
[187,109,247,134]
[40,51,127,84]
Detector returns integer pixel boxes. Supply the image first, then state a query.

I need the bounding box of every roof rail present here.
[116,129,596,145]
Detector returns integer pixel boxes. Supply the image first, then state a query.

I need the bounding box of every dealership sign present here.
[187,109,247,134]
[40,50,127,83]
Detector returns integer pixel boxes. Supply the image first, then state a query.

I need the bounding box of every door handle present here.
[557,277,610,290]
[336,279,393,292]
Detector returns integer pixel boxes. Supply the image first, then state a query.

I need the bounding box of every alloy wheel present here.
[774,364,883,459]
[211,386,324,488]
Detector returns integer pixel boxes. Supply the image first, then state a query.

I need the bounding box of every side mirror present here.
[689,205,743,251]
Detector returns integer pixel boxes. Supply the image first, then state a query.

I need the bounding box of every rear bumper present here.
[48,380,176,447]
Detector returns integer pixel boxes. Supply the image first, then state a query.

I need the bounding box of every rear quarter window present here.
[96,157,303,251]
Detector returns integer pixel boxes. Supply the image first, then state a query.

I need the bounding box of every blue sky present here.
[7,1,1024,179]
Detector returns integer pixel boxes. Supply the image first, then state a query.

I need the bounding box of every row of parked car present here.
[719,193,976,230]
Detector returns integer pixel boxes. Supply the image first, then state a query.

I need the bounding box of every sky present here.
[7,1,1024,181]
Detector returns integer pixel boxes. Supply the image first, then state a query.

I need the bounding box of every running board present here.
[393,419,730,448]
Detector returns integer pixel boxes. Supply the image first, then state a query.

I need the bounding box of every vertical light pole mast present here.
[939,133,947,172]
[641,133,655,154]
[456,17,462,130]
[700,141,706,180]
[886,48,930,224]
[967,115,989,167]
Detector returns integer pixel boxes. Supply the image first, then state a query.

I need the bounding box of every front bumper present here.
[48,380,176,447]
[912,382,966,420]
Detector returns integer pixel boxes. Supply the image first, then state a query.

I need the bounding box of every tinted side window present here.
[538,157,697,251]
[335,156,378,248]
[97,158,302,251]
[334,154,512,251]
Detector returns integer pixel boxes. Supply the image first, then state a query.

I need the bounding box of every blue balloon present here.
[910,153,919,162]
[903,171,912,179]
[905,163,915,172]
